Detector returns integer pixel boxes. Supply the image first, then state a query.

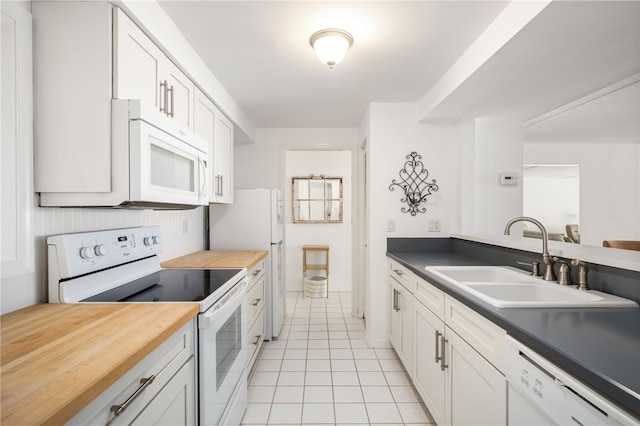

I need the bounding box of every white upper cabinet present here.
[113,7,161,109]
[32,1,232,204]
[113,8,194,129]
[194,88,234,204]
[212,112,234,204]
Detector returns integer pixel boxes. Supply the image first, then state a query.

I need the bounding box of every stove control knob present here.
[80,246,95,259]
[152,235,161,245]
[144,236,154,246]
[94,244,108,257]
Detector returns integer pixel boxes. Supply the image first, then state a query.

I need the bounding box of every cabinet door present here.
[211,112,234,203]
[113,8,161,108]
[193,88,216,144]
[132,357,196,425]
[161,59,194,129]
[445,327,507,426]
[388,277,412,370]
[413,301,446,426]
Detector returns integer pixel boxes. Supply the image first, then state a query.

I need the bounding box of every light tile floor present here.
[241,292,435,425]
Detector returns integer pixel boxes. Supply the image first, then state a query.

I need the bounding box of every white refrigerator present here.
[209,188,285,339]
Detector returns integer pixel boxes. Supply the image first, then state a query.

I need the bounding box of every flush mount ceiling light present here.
[309,29,354,69]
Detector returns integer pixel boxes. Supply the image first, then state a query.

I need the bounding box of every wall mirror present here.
[523,79,640,248]
[292,176,343,223]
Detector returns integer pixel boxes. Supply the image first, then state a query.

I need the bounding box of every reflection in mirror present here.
[292,176,343,223]
[523,78,640,248]
[523,165,580,243]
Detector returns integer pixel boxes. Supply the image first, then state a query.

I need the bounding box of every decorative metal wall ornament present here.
[389,152,439,216]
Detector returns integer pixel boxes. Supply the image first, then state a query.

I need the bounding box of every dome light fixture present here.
[309,28,354,69]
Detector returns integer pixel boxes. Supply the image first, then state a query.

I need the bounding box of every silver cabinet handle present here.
[252,269,262,277]
[215,175,223,197]
[392,288,399,312]
[395,289,401,312]
[253,334,263,345]
[435,330,442,363]
[108,375,156,425]
[252,298,261,306]
[219,175,224,197]
[168,85,175,117]
[440,335,448,371]
[393,269,403,276]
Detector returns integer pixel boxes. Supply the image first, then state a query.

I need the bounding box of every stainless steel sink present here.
[424,266,638,308]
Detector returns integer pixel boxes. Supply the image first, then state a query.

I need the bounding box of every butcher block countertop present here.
[161,250,269,270]
[1,303,198,425]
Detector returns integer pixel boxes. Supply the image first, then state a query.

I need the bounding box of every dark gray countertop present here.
[387,250,640,420]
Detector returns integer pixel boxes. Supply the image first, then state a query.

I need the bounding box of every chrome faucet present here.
[504,216,557,282]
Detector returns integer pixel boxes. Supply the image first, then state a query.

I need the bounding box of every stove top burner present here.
[81,268,244,303]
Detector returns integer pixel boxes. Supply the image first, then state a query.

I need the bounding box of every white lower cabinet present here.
[413,300,446,424]
[246,259,267,372]
[389,271,413,372]
[132,357,196,425]
[69,321,196,425]
[389,256,507,426]
[446,327,506,426]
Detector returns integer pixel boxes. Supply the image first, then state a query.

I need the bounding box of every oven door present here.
[198,279,248,425]
[129,119,207,206]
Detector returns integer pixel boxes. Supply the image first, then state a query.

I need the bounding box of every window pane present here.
[309,200,325,221]
[309,180,324,199]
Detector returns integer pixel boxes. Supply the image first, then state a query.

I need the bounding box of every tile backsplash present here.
[1,201,208,314]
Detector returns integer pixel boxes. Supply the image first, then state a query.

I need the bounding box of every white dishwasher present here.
[505,336,639,425]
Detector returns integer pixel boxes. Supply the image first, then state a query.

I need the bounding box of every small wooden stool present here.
[302,245,329,297]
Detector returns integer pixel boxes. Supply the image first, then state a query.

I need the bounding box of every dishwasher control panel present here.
[505,336,639,426]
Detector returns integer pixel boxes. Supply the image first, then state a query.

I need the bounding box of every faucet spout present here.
[504,216,556,282]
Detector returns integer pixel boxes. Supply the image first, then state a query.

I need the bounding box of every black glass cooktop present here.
[81,268,244,303]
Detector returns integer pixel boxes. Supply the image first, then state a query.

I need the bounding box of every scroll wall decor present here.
[389,151,439,216]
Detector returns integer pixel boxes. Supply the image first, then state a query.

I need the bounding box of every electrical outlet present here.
[428,219,441,232]
[387,219,396,232]
[183,219,189,235]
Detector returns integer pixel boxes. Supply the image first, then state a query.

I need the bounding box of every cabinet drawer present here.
[388,259,415,293]
[414,277,445,320]
[247,273,266,328]
[247,307,265,372]
[248,259,267,287]
[444,296,505,371]
[72,320,195,425]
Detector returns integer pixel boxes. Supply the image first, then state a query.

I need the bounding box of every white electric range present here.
[47,226,248,425]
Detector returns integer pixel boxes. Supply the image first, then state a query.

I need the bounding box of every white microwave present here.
[39,99,208,209]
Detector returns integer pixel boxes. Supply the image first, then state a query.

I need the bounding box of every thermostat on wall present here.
[499,172,518,186]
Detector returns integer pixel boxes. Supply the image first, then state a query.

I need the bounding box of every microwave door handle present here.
[198,158,207,198]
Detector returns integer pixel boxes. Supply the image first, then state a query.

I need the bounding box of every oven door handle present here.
[199,279,247,329]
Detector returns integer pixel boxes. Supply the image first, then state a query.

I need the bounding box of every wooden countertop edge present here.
[161,250,269,270]
[1,303,199,425]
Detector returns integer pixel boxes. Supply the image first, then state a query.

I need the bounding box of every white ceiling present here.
[157,0,510,128]
[158,1,640,130]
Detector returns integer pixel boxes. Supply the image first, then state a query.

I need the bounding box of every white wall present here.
[285,151,352,293]
[473,118,524,235]
[366,103,461,347]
